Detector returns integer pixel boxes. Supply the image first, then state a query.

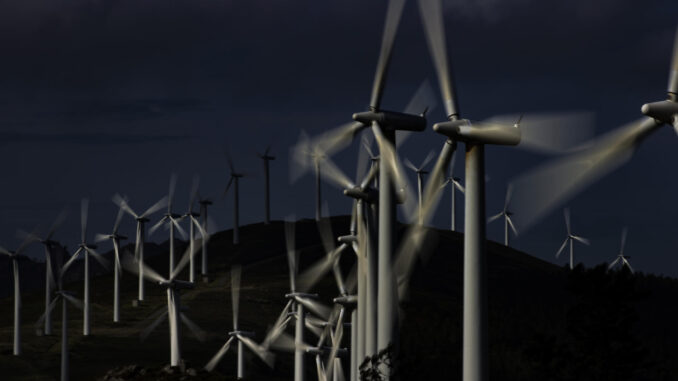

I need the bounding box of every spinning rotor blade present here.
[506,216,518,236]
[141,310,169,341]
[262,300,293,349]
[62,293,84,310]
[223,176,234,197]
[403,157,418,172]
[238,334,275,368]
[61,248,83,276]
[620,228,628,255]
[317,217,337,255]
[324,308,345,381]
[204,336,235,372]
[94,233,110,243]
[141,196,169,219]
[181,313,206,342]
[564,208,571,235]
[419,150,435,170]
[35,296,60,329]
[122,253,166,283]
[168,174,177,212]
[670,26,678,94]
[370,0,407,110]
[81,198,89,243]
[572,235,590,245]
[555,238,569,258]
[148,217,167,237]
[113,194,138,219]
[113,203,125,234]
[296,296,331,320]
[285,220,297,293]
[487,212,503,224]
[170,217,188,240]
[85,247,110,270]
[509,117,661,234]
[189,175,200,212]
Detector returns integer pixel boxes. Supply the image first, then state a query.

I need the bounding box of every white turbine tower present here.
[149,175,187,276]
[488,186,518,247]
[555,208,590,270]
[404,151,435,223]
[608,228,634,274]
[124,243,207,368]
[204,266,274,378]
[258,145,276,224]
[61,198,110,336]
[113,193,167,304]
[224,153,245,245]
[94,201,128,322]
[180,176,206,283]
[0,236,36,355]
[36,258,83,381]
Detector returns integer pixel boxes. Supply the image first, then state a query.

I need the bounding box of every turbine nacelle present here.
[343,186,377,203]
[79,243,98,250]
[228,330,255,338]
[136,217,150,223]
[433,119,521,146]
[337,235,358,244]
[333,294,357,307]
[352,110,427,132]
[285,292,318,300]
[641,100,678,126]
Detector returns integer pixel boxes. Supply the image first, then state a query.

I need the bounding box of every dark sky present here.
[1,0,677,277]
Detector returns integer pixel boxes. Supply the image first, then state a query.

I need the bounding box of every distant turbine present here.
[258,146,276,224]
[61,198,110,336]
[181,176,206,283]
[0,236,37,355]
[440,152,465,231]
[149,174,187,276]
[488,186,518,247]
[404,151,435,224]
[204,266,274,378]
[225,152,245,245]
[94,202,128,322]
[554,208,590,270]
[36,255,83,381]
[113,193,168,303]
[608,228,634,274]
[124,244,206,367]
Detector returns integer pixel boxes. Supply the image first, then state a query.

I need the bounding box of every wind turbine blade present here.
[85,247,110,270]
[504,185,513,211]
[148,217,167,237]
[190,215,207,238]
[112,194,138,219]
[419,150,436,170]
[0,246,10,256]
[324,308,345,381]
[170,217,188,240]
[506,216,519,236]
[122,253,166,283]
[312,121,367,159]
[487,212,503,224]
[205,336,235,372]
[297,250,337,292]
[262,300,293,349]
[564,208,571,235]
[168,174,177,212]
[171,243,194,279]
[285,221,297,293]
[62,293,83,310]
[61,248,82,277]
[369,0,406,110]
[362,135,377,159]
[317,217,337,255]
[94,233,109,243]
[608,257,621,270]
[404,157,418,172]
[319,155,355,190]
[622,258,635,274]
[418,0,458,117]
[35,296,60,329]
[453,179,465,193]
[189,175,200,212]
[305,319,325,338]
[140,310,168,341]
[141,197,169,219]
[181,313,206,342]
[238,335,275,368]
[555,238,569,258]
[81,198,89,243]
[223,176,234,197]
[670,25,678,94]
[371,123,410,194]
[271,331,307,352]
[231,265,241,331]
[509,117,660,233]
[316,355,327,381]
[296,296,331,320]
[620,227,628,256]
[113,203,125,234]
[572,235,590,245]
[402,79,437,124]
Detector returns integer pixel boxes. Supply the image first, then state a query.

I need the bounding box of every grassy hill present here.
[0,216,677,380]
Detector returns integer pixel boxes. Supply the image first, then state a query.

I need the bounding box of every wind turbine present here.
[123,243,207,368]
[61,198,110,336]
[440,152,465,231]
[488,186,518,247]
[509,26,678,235]
[404,151,435,224]
[94,202,128,323]
[291,132,327,222]
[555,208,590,270]
[225,153,245,245]
[181,176,206,283]
[149,174,187,276]
[0,236,37,355]
[608,228,634,274]
[258,146,276,224]
[204,266,274,378]
[36,253,83,381]
[113,193,168,304]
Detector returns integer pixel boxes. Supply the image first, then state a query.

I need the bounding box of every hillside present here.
[0,216,677,380]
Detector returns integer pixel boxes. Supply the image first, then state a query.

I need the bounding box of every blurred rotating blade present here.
[181,313,206,342]
[113,194,138,219]
[122,253,166,284]
[168,174,177,212]
[35,296,60,329]
[141,197,169,219]
[141,310,168,341]
[238,334,275,368]
[85,247,110,270]
[555,238,569,258]
[324,308,345,381]
[231,265,241,330]
[205,336,235,372]
[148,217,167,237]
[262,300,293,349]
[509,118,661,234]
[370,0,406,110]
[80,198,89,243]
[295,296,331,320]
[572,235,590,245]
[285,220,297,293]
[62,293,83,310]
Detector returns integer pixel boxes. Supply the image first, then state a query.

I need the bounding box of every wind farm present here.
[1,1,678,381]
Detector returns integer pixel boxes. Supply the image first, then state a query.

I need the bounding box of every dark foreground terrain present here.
[1,216,677,380]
